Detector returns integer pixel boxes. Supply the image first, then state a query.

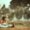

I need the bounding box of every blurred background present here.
[0,0,30,22]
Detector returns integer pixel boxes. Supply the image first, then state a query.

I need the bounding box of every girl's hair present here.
[2,16,6,20]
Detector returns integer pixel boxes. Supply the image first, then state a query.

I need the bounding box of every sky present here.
[0,0,12,8]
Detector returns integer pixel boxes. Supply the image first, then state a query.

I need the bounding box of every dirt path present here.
[0,26,30,30]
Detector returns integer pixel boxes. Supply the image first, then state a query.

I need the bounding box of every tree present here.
[0,4,10,18]
[8,13,14,20]
[24,7,30,19]
[10,0,30,9]
[9,0,30,20]
[1,4,5,9]
[15,9,23,19]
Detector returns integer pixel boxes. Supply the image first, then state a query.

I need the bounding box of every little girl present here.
[0,16,7,24]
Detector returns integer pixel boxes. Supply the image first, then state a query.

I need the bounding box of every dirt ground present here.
[0,21,30,30]
[0,26,30,30]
